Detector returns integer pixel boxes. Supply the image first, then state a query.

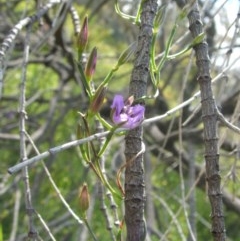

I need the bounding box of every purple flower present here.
[111,95,145,129]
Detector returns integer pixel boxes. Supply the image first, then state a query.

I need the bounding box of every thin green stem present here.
[157,20,177,72]
[114,0,136,22]
[97,126,117,157]
[95,159,122,199]
[83,217,98,241]
[99,67,117,89]
[167,46,191,59]
[96,113,112,130]
[150,31,158,71]
[135,0,146,25]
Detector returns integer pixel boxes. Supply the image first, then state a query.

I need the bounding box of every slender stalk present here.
[19,24,38,240]
[83,218,98,241]
[96,121,118,241]
[9,188,21,241]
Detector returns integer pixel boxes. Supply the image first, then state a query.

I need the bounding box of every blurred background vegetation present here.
[0,0,240,240]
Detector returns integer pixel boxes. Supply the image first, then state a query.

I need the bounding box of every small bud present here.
[89,85,107,113]
[125,95,134,106]
[78,183,90,214]
[77,16,88,56]
[85,47,97,81]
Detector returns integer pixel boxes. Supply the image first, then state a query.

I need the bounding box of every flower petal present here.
[128,105,145,118]
[125,105,145,128]
[112,112,128,125]
[111,95,124,116]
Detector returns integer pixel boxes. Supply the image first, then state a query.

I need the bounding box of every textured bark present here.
[124,1,158,241]
[187,1,226,240]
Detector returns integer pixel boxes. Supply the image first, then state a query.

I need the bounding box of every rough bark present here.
[124,1,158,241]
[187,1,226,240]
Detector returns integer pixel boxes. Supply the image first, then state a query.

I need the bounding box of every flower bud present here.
[78,183,90,214]
[85,47,97,81]
[77,16,88,56]
[125,95,134,106]
[89,85,107,113]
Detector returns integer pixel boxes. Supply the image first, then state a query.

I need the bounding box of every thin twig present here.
[69,5,81,35]
[34,211,57,241]
[96,121,117,240]
[217,109,240,135]
[154,194,186,241]
[178,50,196,241]
[159,165,206,240]
[19,23,38,240]
[24,131,83,227]
[9,188,21,241]
[8,130,110,174]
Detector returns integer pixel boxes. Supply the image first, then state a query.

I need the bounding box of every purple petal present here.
[124,105,145,129]
[111,95,124,116]
[112,112,128,125]
[128,105,145,117]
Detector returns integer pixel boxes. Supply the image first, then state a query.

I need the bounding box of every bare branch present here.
[217,109,240,135]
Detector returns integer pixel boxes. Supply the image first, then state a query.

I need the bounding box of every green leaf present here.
[191,32,205,46]
[76,60,92,97]
[154,4,167,29]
